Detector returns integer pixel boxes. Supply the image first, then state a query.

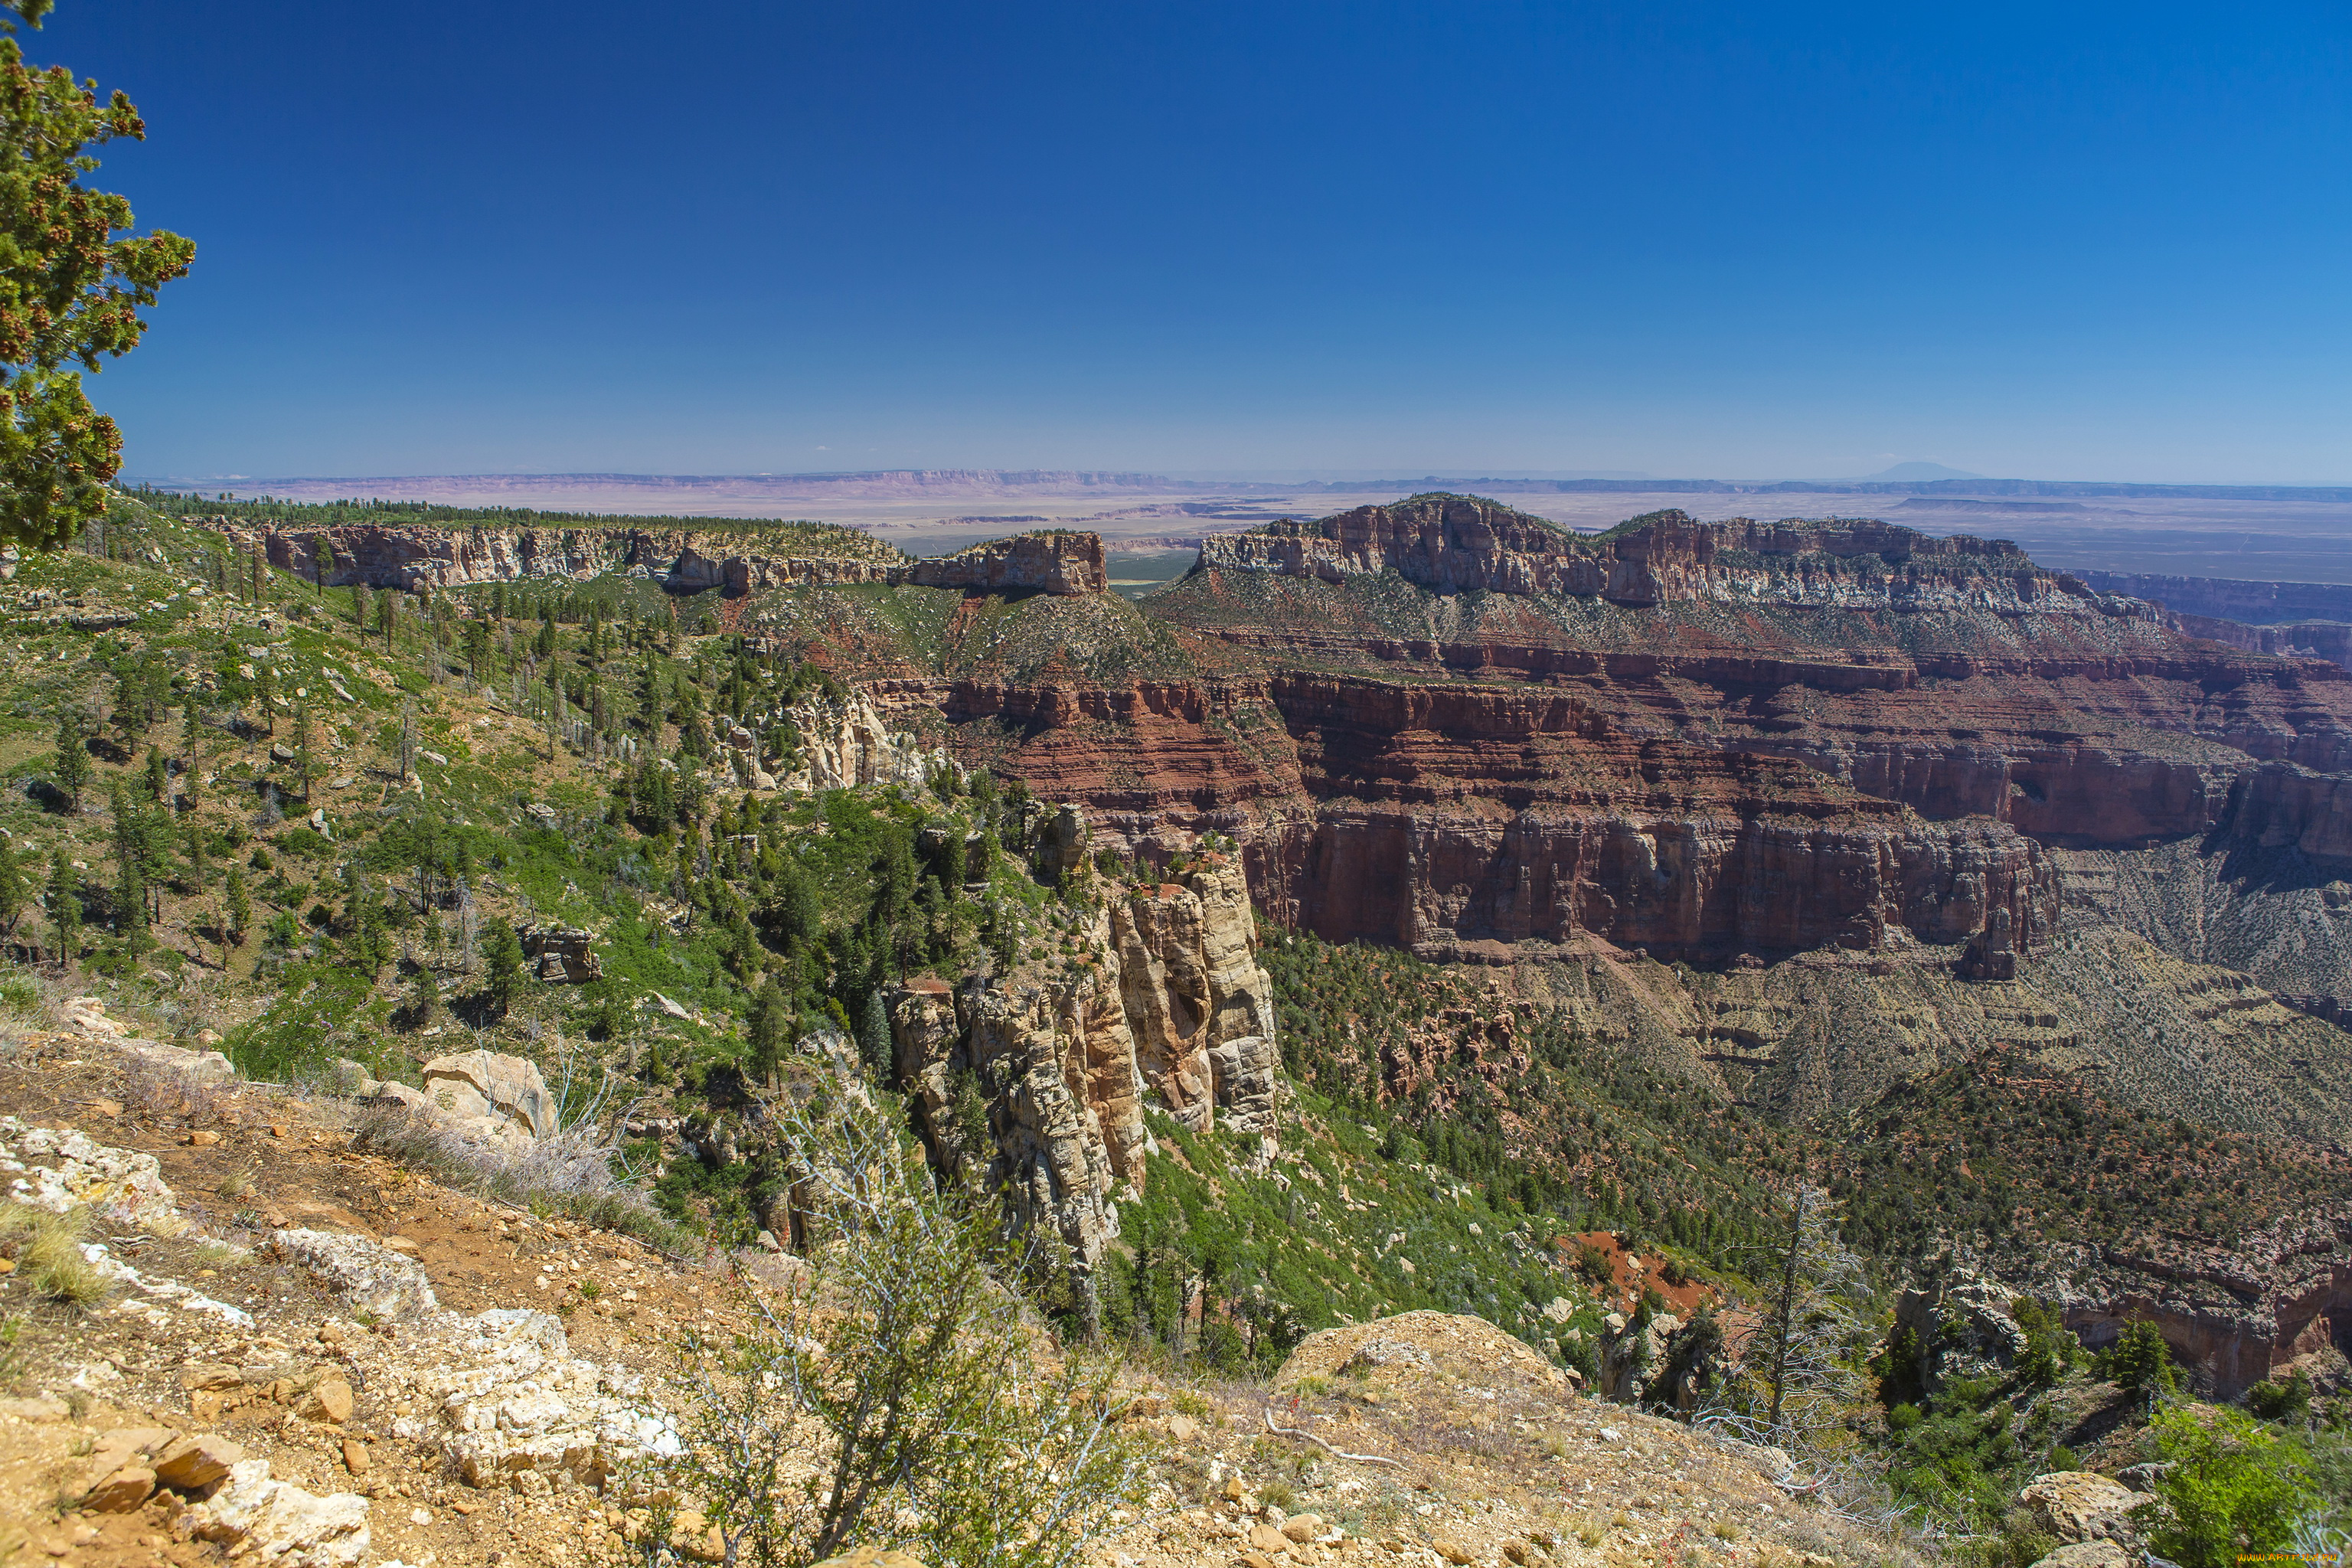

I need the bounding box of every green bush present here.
[2139,1405,2316,1568]
[2245,1368,2312,1423]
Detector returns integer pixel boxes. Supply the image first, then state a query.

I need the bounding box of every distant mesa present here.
[1895,495,2091,514]
[1860,461,1984,482]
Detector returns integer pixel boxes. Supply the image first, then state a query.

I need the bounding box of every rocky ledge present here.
[211,520,1108,598]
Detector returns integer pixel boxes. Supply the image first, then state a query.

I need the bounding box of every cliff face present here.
[887,854,1276,1270]
[2172,610,2352,673]
[839,497,2352,988]
[215,520,1106,597]
[2081,568,2352,626]
[1202,495,2158,618]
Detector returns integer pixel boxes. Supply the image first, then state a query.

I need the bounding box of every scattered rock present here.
[1280,1514,1325,1542]
[2029,1544,2132,1568]
[1433,1539,1475,1565]
[341,1439,368,1475]
[808,1550,926,1568]
[296,1375,354,1424]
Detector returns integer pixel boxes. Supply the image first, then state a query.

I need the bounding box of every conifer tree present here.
[51,710,89,812]
[0,0,194,550]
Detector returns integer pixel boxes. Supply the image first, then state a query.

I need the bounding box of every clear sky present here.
[57,1,2352,482]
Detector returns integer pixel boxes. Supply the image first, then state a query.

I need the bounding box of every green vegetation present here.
[2138,1405,2318,1568]
[1831,1047,2352,1262]
[1262,926,1785,1269]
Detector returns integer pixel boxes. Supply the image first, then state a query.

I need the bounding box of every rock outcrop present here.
[386,1307,678,1494]
[265,1230,441,1321]
[521,924,601,983]
[774,689,954,794]
[0,1116,184,1230]
[888,850,1278,1271]
[1201,496,2157,618]
[347,1051,557,1148]
[186,1459,372,1567]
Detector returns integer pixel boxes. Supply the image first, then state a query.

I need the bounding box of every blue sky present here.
[58,1,2352,482]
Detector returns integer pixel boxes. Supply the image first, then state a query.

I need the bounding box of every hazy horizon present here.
[58,2,2352,488]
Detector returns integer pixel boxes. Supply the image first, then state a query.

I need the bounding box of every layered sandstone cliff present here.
[887,853,1276,1269]
[1200,495,2161,618]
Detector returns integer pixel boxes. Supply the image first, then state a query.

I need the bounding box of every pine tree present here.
[0,5,194,550]
[52,710,90,812]
[857,989,892,1082]
[482,914,526,1018]
[747,977,788,1085]
[144,743,168,802]
[223,866,249,948]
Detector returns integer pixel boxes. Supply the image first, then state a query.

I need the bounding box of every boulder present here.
[422,1050,557,1142]
[153,1432,245,1493]
[2027,1545,2132,1568]
[2017,1471,2141,1545]
[83,1465,157,1512]
[188,1459,371,1567]
[265,1230,439,1321]
[119,1037,236,1087]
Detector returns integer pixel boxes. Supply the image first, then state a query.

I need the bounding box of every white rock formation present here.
[0,1118,184,1230]
[386,1308,678,1494]
[265,1230,440,1321]
[186,1459,371,1568]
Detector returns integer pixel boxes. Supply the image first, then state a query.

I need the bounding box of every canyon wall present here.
[1201,495,2162,619]
[887,854,1276,1271]
[2171,611,2352,673]
[2081,568,2352,626]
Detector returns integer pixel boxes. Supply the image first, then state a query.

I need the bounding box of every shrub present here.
[620,1085,1155,1568]
[2138,1405,2316,1568]
[2245,1369,2313,1423]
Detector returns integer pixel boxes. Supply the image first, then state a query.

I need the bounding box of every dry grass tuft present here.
[0,1202,109,1306]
